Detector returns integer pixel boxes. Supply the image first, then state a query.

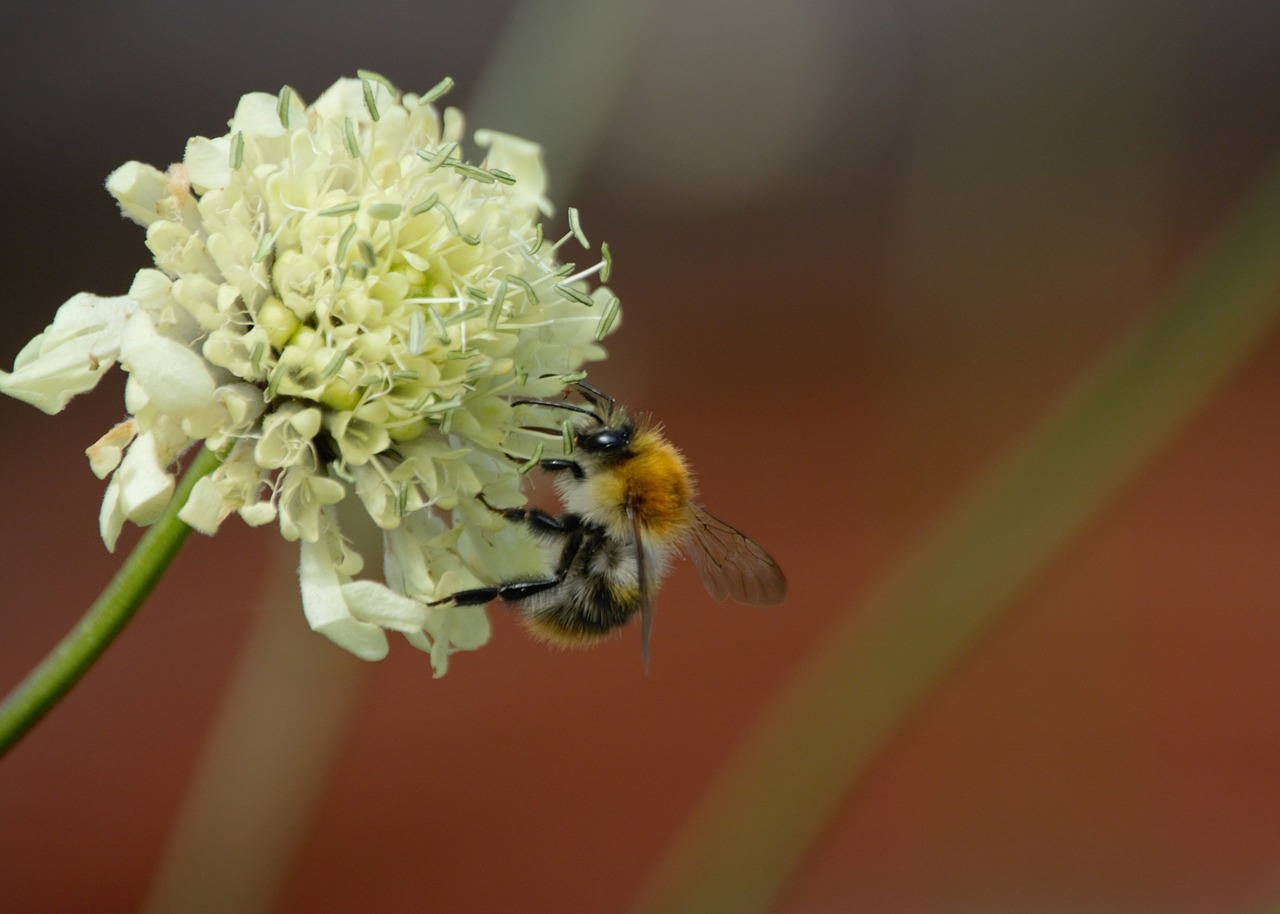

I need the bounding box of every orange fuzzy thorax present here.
[610,428,695,537]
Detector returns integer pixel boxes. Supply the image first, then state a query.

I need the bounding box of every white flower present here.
[0,75,620,674]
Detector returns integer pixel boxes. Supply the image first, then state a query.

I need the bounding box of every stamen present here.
[358,239,377,269]
[518,442,545,474]
[277,86,294,128]
[342,118,360,159]
[451,163,497,184]
[408,311,426,355]
[595,294,620,340]
[356,69,396,93]
[448,306,485,325]
[568,207,588,248]
[418,143,458,172]
[254,230,276,264]
[368,202,402,221]
[319,349,348,379]
[422,396,464,414]
[266,361,288,400]
[487,280,508,329]
[434,201,461,235]
[507,275,538,305]
[361,79,381,121]
[529,223,544,254]
[318,201,360,217]
[562,420,575,456]
[336,223,358,263]
[489,168,516,185]
[410,192,439,216]
[230,131,245,170]
[555,284,595,306]
[419,76,455,106]
[428,306,450,343]
[601,241,613,282]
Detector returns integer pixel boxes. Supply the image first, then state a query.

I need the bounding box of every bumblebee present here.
[437,382,787,666]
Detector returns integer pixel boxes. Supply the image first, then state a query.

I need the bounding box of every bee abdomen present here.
[522,581,640,645]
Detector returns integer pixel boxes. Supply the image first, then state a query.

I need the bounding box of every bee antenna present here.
[510,397,598,419]
[571,381,615,419]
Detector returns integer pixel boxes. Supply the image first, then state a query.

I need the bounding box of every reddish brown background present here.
[3,2,1280,913]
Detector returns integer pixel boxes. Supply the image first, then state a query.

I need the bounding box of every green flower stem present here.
[630,159,1280,914]
[0,446,223,758]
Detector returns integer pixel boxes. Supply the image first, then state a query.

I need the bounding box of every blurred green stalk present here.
[631,162,1280,914]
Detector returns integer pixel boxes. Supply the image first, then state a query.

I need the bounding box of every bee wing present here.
[686,504,788,606]
[629,504,655,672]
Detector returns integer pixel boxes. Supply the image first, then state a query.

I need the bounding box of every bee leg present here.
[536,458,584,479]
[430,531,584,607]
[431,577,563,607]
[498,453,585,479]
[477,494,580,536]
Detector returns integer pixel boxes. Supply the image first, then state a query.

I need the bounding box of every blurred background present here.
[2,1,1280,912]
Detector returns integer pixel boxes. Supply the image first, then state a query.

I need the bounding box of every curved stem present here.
[0,446,223,758]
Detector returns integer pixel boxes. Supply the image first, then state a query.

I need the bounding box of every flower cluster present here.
[0,75,619,673]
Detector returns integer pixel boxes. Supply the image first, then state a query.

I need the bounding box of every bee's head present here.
[574,419,634,458]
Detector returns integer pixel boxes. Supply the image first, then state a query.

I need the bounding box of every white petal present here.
[105,161,169,226]
[342,580,430,633]
[119,311,217,416]
[86,420,137,479]
[0,293,136,413]
[116,432,175,524]
[312,77,392,124]
[177,475,226,535]
[298,538,389,661]
[184,135,232,192]
[239,502,277,526]
[229,92,289,139]
[475,128,552,216]
[444,605,491,650]
[99,475,126,552]
[127,269,174,314]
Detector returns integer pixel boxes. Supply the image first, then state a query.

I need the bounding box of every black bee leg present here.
[429,532,583,607]
[536,458,584,479]
[477,494,579,536]
[430,577,564,607]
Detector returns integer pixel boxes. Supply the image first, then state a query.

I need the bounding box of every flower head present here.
[1,75,620,673]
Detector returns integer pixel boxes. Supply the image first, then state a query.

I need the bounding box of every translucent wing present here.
[686,504,788,606]
[628,504,655,672]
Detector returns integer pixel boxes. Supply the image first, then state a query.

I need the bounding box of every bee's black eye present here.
[578,426,631,453]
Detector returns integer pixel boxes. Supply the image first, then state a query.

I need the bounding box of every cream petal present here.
[105,161,169,226]
[184,135,232,192]
[474,128,552,216]
[229,92,290,140]
[0,293,136,414]
[342,580,430,633]
[116,432,176,525]
[298,538,389,661]
[119,312,217,416]
[86,420,138,479]
[177,475,227,535]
